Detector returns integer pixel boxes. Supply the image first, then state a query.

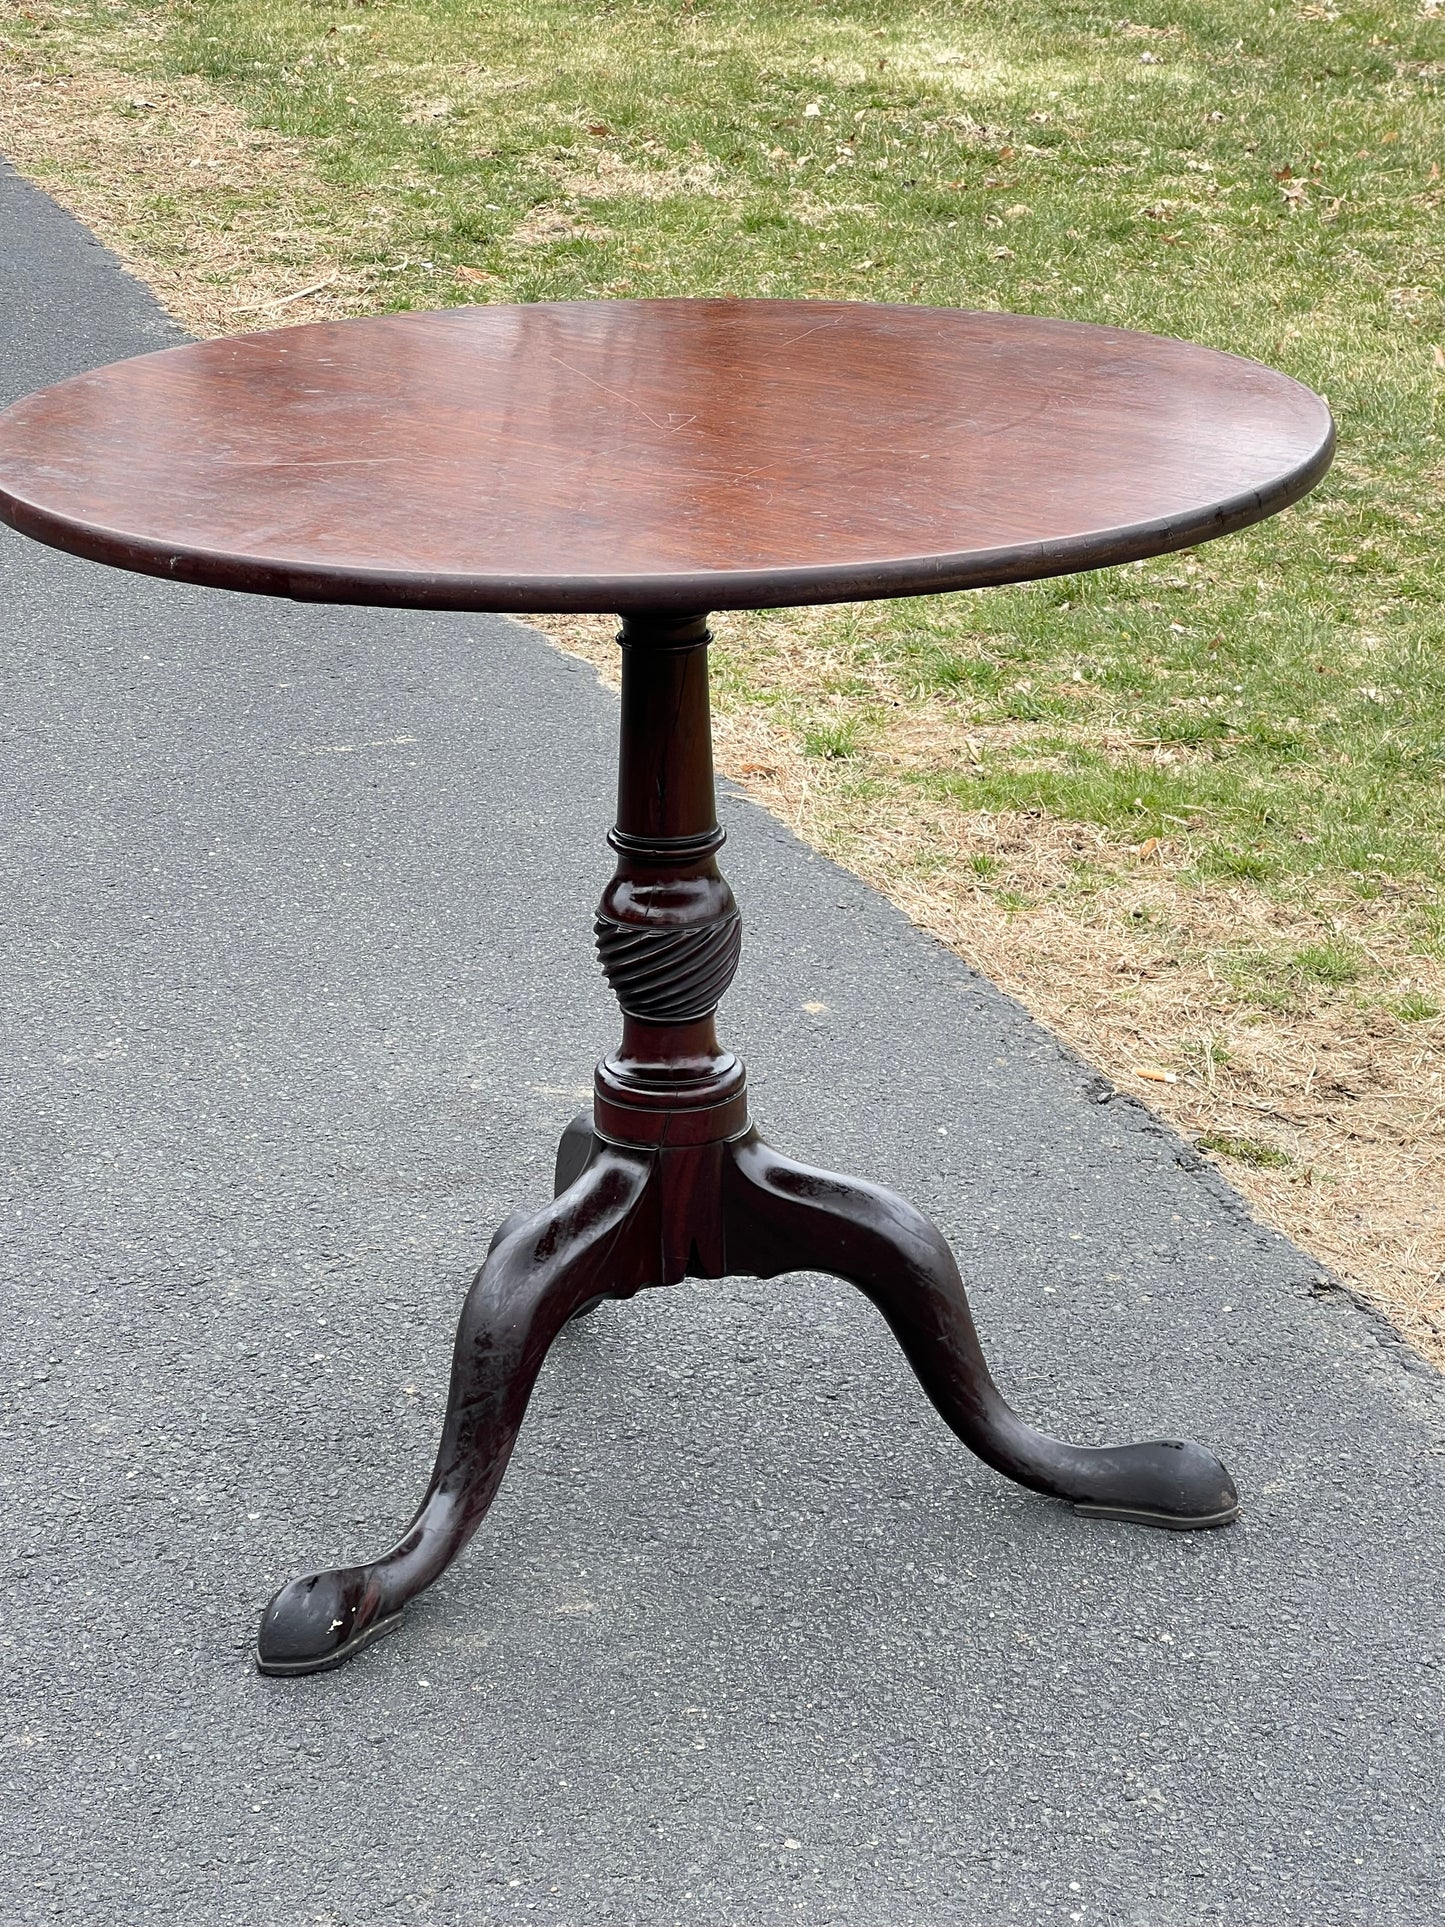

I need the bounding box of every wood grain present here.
[0,300,1333,613]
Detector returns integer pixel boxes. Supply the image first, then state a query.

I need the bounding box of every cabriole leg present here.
[257,1143,655,1675]
[555,1109,609,1320]
[721,1130,1238,1529]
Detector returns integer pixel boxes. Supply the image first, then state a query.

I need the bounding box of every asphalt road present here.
[2,161,1442,1926]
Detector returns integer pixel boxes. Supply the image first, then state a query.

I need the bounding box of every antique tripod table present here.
[0,300,1334,1675]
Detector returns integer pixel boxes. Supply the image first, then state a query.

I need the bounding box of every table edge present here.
[0,420,1334,616]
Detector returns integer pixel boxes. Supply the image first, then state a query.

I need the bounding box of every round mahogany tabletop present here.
[0,300,1333,615]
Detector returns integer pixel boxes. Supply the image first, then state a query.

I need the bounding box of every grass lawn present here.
[2,0,1443,1349]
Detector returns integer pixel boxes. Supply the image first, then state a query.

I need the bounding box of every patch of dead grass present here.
[509,205,611,247]
[0,22,380,335]
[543,146,724,202]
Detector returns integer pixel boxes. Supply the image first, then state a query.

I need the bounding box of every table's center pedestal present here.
[592,611,748,1152]
[255,609,1239,1679]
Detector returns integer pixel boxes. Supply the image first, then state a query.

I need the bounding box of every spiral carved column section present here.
[592,613,749,1147]
[595,897,742,1024]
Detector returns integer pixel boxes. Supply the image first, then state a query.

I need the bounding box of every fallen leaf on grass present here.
[456,265,499,284]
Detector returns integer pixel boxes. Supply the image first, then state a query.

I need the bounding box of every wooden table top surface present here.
[0,300,1333,614]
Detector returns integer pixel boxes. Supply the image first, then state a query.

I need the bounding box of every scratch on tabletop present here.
[550,355,697,434]
[773,319,844,351]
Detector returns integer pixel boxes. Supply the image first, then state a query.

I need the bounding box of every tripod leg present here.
[554,1109,608,1319]
[257,1141,655,1675]
[722,1131,1237,1530]
[480,1110,601,1267]
[555,1109,601,1194]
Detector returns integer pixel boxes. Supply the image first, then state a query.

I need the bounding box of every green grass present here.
[1220,935,1373,1011]
[802,715,864,761]
[1290,939,1365,986]
[1391,989,1441,1021]
[5,0,1443,930]
[1197,1132,1295,1169]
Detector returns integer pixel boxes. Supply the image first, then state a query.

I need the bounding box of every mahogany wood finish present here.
[0,302,1331,1676]
[0,301,1333,614]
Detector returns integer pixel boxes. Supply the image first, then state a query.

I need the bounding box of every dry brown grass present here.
[541,148,726,204]
[4,4,1441,1363]
[0,9,379,334]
